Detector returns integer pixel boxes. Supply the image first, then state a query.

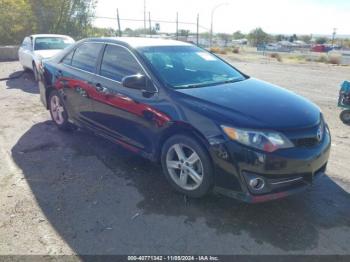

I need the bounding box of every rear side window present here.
[99,45,143,82]
[71,43,103,73]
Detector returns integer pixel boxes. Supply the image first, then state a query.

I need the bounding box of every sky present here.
[94,0,350,36]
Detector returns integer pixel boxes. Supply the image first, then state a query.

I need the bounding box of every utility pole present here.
[332,28,337,47]
[117,8,121,37]
[176,12,179,40]
[148,12,152,37]
[210,2,228,48]
[196,14,199,46]
[144,0,146,31]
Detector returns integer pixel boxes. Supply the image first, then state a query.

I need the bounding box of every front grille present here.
[293,137,319,147]
[291,118,325,148]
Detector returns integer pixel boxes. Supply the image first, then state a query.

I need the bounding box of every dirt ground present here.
[0,60,349,256]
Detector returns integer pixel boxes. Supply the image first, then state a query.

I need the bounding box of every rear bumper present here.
[210,128,331,203]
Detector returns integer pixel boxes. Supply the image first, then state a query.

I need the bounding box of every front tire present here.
[161,134,214,198]
[32,62,39,81]
[340,110,350,125]
[49,90,72,131]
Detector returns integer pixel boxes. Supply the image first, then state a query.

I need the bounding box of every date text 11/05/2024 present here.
[127,255,219,261]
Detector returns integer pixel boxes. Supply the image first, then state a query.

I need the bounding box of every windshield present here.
[138,45,246,89]
[34,37,74,51]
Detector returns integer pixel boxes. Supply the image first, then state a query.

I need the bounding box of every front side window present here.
[21,37,31,50]
[71,43,103,73]
[62,51,74,66]
[34,37,74,51]
[138,45,246,89]
[99,45,143,82]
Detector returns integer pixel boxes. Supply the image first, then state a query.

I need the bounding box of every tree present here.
[179,29,190,37]
[315,37,328,44]
[0,0,97,45]
[88,27,116,37]
[217,33,231,46]
[0,0,36,45]
[247,28,271,46]
[199,32,210,40]
[28,0,97,39]
[232,30,245,40]
[123,28,134,36]
[343,39,350,48]
[299,35,312,44]
[275,34,285,42]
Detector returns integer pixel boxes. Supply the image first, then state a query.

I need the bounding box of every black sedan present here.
[38,37,331,203]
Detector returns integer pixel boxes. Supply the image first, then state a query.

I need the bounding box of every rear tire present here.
[48,90,73,131]
[161,134,214,198]
[340,110,350,125]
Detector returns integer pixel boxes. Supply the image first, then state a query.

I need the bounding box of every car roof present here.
[30,34,74,39]
[86,37,192,48]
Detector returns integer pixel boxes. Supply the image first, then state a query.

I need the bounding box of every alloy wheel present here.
[166,143,204,190]
[50,95,65,125]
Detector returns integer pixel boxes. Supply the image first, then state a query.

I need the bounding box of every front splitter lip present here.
[214,172,324,203]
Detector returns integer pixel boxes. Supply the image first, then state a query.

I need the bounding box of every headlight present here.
[221,125,294,152]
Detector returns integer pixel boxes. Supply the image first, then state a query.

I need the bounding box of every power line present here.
[94,16,209,30]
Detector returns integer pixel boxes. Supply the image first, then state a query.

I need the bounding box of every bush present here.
[269,53,282,62]
[232,47,240,54]
[316,55,328,63]
[328,55,341,65]
[209,47,227,55]
[209,47,221,53]
[289,55,304,61]
[219,49,227,55]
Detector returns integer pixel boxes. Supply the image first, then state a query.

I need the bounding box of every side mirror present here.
[121,74,157,94]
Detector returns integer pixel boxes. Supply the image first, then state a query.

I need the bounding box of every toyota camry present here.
[38,37,331,203]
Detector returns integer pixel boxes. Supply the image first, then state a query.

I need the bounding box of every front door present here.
[88,44,164,154]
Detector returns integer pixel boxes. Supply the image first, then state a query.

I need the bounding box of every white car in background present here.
[18,34,75,81]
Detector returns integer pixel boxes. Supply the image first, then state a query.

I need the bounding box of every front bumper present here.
[210,128,331,203]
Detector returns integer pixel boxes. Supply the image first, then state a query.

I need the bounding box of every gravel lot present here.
[0,60,349,255]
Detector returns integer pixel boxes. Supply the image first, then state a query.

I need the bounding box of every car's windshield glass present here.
[34,37,74,51]
[138,45,246,89]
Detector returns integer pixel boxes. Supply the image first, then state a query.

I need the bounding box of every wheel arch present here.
[155,121,212,162]
[45,86,55,109]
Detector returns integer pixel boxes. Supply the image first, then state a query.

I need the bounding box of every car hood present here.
[175,78,320,130]
[34,50,62,59]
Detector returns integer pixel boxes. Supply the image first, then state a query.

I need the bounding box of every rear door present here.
[55,42,104,126]
[88,44,160,153]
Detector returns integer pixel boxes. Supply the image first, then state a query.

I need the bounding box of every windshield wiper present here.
[175,78,244,89]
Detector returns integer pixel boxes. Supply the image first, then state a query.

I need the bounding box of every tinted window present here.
[62,51,74,65]
[34,37,74,50]
[22,37,32,50]
[138,45,245,89]
[72,43,103,73]
[100,45,143,82]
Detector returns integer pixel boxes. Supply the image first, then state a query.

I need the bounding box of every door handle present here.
[75,86,88,97]
[55,70,63,79]
[95,83,110,95]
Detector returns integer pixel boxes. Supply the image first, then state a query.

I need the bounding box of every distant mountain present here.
[270,33,350,39]
[312,34,350,39]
